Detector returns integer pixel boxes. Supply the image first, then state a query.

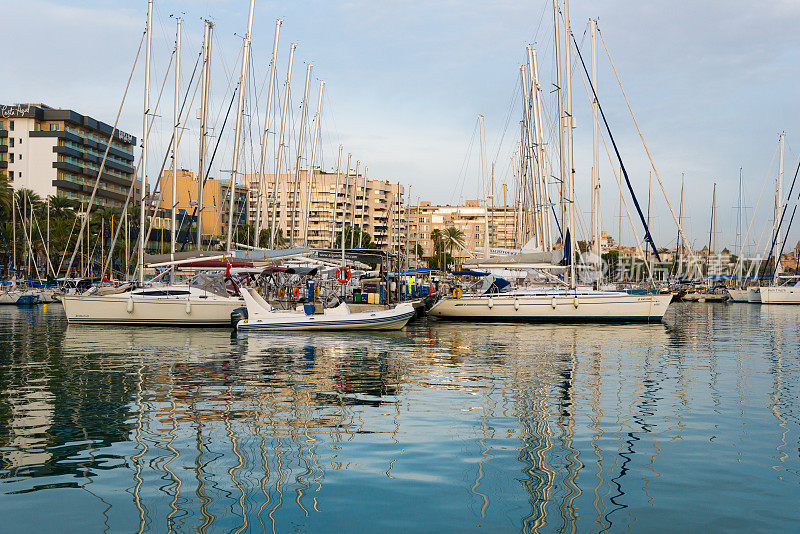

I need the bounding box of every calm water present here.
[0,303,798,533]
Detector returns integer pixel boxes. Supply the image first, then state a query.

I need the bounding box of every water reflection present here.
[0,304,798,532]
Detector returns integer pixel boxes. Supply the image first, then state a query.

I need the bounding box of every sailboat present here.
[429,7,672,323]
[64,2,247,326]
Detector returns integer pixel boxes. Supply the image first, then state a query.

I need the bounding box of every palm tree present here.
[430,228,444,270]
[0,174,12,217]
[48,195,75,218]
[444,226,465,270]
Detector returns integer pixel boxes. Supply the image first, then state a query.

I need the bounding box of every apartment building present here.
[157,169,249,241]
[408,200,517,260]
[245,169,406,253]
[0,103,140,208]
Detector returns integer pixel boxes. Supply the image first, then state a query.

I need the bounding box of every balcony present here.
[0,129,7,138]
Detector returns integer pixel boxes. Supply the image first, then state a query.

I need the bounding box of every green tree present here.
[443,226,465,269]
[333,225,377,249]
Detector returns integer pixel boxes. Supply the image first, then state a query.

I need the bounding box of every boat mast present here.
[775,131,784,285]
[330,145,342,248]
[737,168,743,278]
[197,20,213,251]
[563,0,577,288]
[349,160,360,249]
[340,152,352,262]
[591,19,601,283]
[170,17,182,285]
[676,172,684,274]
[138,0,153,285]
[304,80,325,247]
[226,0,256,253]
[520,62,539,249]
[254,19,281,248]
[358,166,367,248]
[290,63,313,248]
[270,43,296,249]
[553,0,567,242]
[531,48,551,250]
[479,114,489,258]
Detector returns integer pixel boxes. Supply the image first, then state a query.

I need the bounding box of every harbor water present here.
[0,303,798,532]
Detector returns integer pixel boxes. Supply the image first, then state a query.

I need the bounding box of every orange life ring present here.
[293,287,300,298]
[336,266,352,284]
[453,287,463,299]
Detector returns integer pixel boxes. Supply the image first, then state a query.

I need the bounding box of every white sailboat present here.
[63,2,246,326]
[430,5,672,323]
[236,288,415,331]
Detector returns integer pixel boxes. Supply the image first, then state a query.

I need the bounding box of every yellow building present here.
[158,169,248,241]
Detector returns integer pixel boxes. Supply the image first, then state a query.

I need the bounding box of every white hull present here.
[758,286,800,304]
[237,288,415,331]
[727,289,750,302]
[63,288,243,326]
[428,291,671,322]
[747,287,761,303]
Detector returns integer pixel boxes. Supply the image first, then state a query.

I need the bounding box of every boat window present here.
[132,290,191,297]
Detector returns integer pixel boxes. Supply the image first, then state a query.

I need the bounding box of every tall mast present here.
[520,62,539,249]
[290,64,313,248]
[170,17,182,284]
[304,80,325,246]
[349,160,360,249]
[226,0,256,253]
[553,0,567,236]
[531,48,551,250]
[590,19,601,282]
[737,168,743,275]
[340,153,352,262]
[197,20,213,251]
[563,0,576,288]
[676,172,684,271]
[775,131,784,285]
[358,166,367,248]
[138,0,153,284]
[330,145,342,247]
[479,114,489,258]
[254,19,282,247]
[269,43,296,249]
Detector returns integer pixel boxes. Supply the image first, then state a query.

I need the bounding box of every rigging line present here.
[452,118,479,205]
[570,30,661,262]
[490,70,522,168]
[597,26,692,259]
[734,143,777,270]
[759,151,800,278]
[65,28,146,278]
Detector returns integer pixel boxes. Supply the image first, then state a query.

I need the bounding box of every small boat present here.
[236,288,415,331]
[747,287,761,303]
[758,283,800,304]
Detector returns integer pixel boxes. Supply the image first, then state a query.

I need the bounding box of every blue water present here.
[0,303,798,532]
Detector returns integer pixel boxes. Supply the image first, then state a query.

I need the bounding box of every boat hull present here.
[428,292,671,322]
[727,289,749,302]
[747,287,761,303]
[63,294,243,325]
[758,286,800,304]
[238,307,415,331]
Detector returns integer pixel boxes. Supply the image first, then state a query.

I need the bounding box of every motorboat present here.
[236,288,415,331]
[63,275,243,326]
[428,287,671,322]
[726,288,750,302]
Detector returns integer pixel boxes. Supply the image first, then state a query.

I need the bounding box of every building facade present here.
[245,169,406,253]
[408,200,517,261]
[157,168,249,242]
[0,103,139,208]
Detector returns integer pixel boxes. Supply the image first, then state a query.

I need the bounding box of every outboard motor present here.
[230,306,248,328]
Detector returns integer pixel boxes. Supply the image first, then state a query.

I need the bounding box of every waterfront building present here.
[0,103,140,208]
[245,169,406,253]
[408,200,516,261]
[157,169,249,244]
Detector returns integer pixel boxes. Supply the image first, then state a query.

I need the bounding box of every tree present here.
[443,226,465,269]
[333,225,377,249]
[0,174,12,217]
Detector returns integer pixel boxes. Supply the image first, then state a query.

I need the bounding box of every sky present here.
[4,0,800,255]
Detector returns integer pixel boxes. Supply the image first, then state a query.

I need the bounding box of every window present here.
[18,172,22,179]
[9,153,13,163]
[18,138,22,144]
[19,154,22,161]
[9,171,13,179]
[9,138,13,147]
[49,124,60,131]
[9,120,14,131]
[0,121,4,129]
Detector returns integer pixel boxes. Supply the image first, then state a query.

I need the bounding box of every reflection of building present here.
[0,103,141,209]
[244,170,405,252]
[158,168,248,241]
[408,200,516,260]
